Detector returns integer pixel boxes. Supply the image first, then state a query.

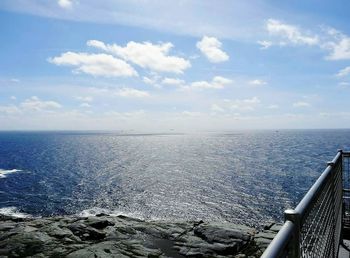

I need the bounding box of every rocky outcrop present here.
[0,214,279,257]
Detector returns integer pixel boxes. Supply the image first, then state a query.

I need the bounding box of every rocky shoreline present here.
[0,214,280,257]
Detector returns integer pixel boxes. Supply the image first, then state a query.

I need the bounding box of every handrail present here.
[295,159,336,222]
[261,150,344,258]
[261,221,295,258]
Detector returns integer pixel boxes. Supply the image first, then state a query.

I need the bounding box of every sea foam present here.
[79,207,143,220]
[0,169,22,178]
[0,206,32,218]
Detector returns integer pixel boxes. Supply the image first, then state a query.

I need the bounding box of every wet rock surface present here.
[0,214,279,257]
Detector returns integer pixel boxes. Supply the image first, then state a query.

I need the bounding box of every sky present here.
[1,0,350,131]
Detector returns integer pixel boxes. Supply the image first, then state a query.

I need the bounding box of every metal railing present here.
[261,150,347,258]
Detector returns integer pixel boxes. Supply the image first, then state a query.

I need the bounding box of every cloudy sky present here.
[1,0,350,131]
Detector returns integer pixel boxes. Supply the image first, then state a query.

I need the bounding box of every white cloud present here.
[0,105,21,115]
[142,74,163,88]
[181,111,201,117]
[260,20,350,60]
[10,96,17,100]
[242,96,260,104]
[336,66,350,77]
[268,104,279,109]
[115,88,150,98]
[231,97,260,111]
[20,96,62,111]
[143,76,156,85]
[212,76,232,85]
[188,76,232,90]
[76,96,93,102]
[338,82,350,88]
[0,1,275,42]
[1,97,63,116]
[161,78,185,86]
[220,97,261,112]
[80,103,91,108]
[87,40,191,74]
[196,36,229,63]
[327,39,350,60]
[323,28,350,60]
[257,40,273,49]
[211,104,225,113]
[248,79,267,86]
[58,0,73,9]
[10,78,20,83]
[265,19,318,46]
[49,52,138,77]
[293,101,310,108]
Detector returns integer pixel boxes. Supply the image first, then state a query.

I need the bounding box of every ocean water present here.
[0,130,350,227]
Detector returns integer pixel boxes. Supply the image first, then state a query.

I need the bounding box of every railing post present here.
[327,160,336,258]
[338,149,343,257]
[285,209,301,258]
[338,149,344,245]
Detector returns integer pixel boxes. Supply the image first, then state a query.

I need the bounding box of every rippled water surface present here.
[1,130,350,226]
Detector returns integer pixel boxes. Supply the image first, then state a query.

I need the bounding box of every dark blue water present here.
[0,130,349,227]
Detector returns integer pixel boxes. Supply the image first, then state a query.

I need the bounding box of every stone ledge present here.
[0,214,280,257]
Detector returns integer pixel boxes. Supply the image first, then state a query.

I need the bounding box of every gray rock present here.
[0,215,275,257]
[269,224,282,233]
[254,231,276,240]
[66,241,129,258]
[194,223,251,244]
[1,231,53,257]
[0,222,16,231]
[86,218,115,229]
[68,222,106,240]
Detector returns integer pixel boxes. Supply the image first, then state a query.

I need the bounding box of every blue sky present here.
[1,0,350,131]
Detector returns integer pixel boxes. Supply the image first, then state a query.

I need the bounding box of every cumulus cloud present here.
[293,101,310,108]
[0,105,21,115]
[20,96,62,111]
[187,76,232,90]
[266,19,319,46]
[76,96,93,102]
[142,74,162,88]
[87,40,191,74]
[323,28,350,60]
[1,97,62,115]
[257,40,273,49]
[10,78,20,83]
[143,76,156,85]
[336,66,350,77]
[48,52,138,77]
[210,97,261,113]
[161,78,185,86]
[196,36,229,63]
[338,82,350,88]
[80,103,91,108]
[268,104,279,109]
[115,88,150,98]
[228,97,261,111]
[326,38,350,60]
[248,79,267,86]
[58,0,73,9]
[260,19,350,61]
[181,111,201,117]
[211,104,225,113]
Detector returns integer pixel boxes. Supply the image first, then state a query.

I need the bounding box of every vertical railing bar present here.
[328,160,336,258]
[301,182,333,253]
[337,149,343,258]
[285,209,301,258]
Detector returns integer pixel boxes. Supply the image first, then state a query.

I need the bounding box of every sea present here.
[0,130,349,227]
